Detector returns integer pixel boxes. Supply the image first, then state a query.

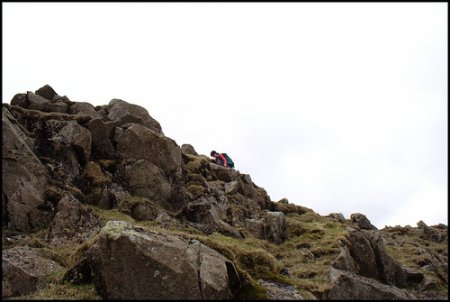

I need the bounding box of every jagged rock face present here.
[80,221,240,299]
[37,118,92,182]
[3,86,447,300]
[3,85,182,224]
[2,246,64,298]
[332,226,419,288]
[329,222,429,299]
[2,108,53,231]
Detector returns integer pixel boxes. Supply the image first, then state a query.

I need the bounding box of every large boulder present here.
[324,268,415,299]
[87,117,116,160]
[116,123,181,173]
[181,143,198,155]
[258,279,304,300]
[57,120,92,164]
[27,91,68,113]
[26,91,49,111]
[35,84,60,100]
[180,196,242,238]
[107,99,163,134]
[263,211,286,244]
[75,221,240,299]
[122,159,173,207]
[36,119,91,182]
[10,93,28,108]
[350,213,377,230]
[2,246,64,298]
[69,102,101,119]
[237,174,257,199]
[97,183,130,210]
[245,211,286,244]
[45,194,101,247]
[332,226,423,288]
[209,163,235,182]
[331,241,358,272]
[2,107,53,231]
[328,212,346,223]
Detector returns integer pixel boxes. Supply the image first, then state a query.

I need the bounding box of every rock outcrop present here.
[2,246,64,298]
[324,268,415,299]
[2,107,52,231]
[327,215,437,299]
[67,221,240,300]
[2,85,447,300]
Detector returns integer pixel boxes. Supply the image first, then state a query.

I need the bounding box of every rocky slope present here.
[2,85,448,300]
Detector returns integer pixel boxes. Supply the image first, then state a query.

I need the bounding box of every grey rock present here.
[328,212,346,223]
[209,163,235,182]
[122,159,173,207]
[35,84,60,100]
[57,120,92,164]
[2,246,64,298]
[27,91,68,113]
[84,221,240,299]
[350,213,377,230]
[324,268,415,299]
[69,102,101,119]
[107,98,163,134]
[46,194,100,247]
[2,107,52,231]
[116,123,181,174]
[181,143,198,155]
[245,211,286,244]
[87,117,116,159]
[10,93,29,108]
[259,279,303,300]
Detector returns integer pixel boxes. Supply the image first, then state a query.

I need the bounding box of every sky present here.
[2,3,447,229]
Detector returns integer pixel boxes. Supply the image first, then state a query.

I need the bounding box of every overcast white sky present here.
[3,3,447,229]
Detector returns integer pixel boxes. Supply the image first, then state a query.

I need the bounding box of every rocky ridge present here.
[2,85,448,299]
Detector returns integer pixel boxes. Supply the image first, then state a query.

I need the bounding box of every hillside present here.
[2,85,447,299]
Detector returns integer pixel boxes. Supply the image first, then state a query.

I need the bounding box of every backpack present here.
[222,153,234,168]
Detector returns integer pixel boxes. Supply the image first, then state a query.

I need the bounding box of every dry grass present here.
[382,226,448,290]
[182,154,211,174]
[83,161,111,186]
[10,281,100,300]
[4,196,447,300]
[186,184,207,198]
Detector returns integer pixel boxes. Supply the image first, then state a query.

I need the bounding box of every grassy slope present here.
[3,204,447,300]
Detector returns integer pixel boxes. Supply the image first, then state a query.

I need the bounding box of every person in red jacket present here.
[210,150,228,167]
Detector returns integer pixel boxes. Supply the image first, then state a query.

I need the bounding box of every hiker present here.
[210,150,234,168]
